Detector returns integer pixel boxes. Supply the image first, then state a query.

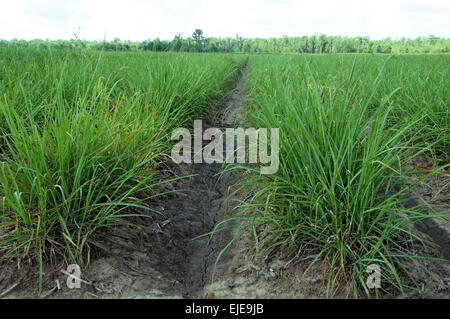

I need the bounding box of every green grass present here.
[1,48,448,299]
[0,47,246,295]
[221,54,449,298]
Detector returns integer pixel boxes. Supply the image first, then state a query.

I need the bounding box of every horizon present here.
[1,0,449,42]
[2,33,449,43]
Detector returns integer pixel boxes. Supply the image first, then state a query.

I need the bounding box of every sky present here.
[0,0,449,41]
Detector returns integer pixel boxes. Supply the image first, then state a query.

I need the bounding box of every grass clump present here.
[0,47,245,294]
[228,54,448,298]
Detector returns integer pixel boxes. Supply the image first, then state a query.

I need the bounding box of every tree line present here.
[1,29,449,54]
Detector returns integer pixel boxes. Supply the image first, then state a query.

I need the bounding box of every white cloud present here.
[0,0,448,41]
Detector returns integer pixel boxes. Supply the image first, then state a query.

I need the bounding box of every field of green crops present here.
[234,54,449,297]
[0,48,448,298]
[0,47,245,268]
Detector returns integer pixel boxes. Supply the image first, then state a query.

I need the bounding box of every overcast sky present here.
[1,0,449,41]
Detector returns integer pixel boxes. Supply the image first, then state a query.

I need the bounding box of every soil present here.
[0,65,449,299]
[405,154,450,259]
[395,154,450,298]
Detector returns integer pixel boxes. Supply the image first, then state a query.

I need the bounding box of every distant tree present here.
[171,34,183,51]
[318,34,328,53]
[1,34,449,54]
[192,29,205,52]
[235,34,244,52]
